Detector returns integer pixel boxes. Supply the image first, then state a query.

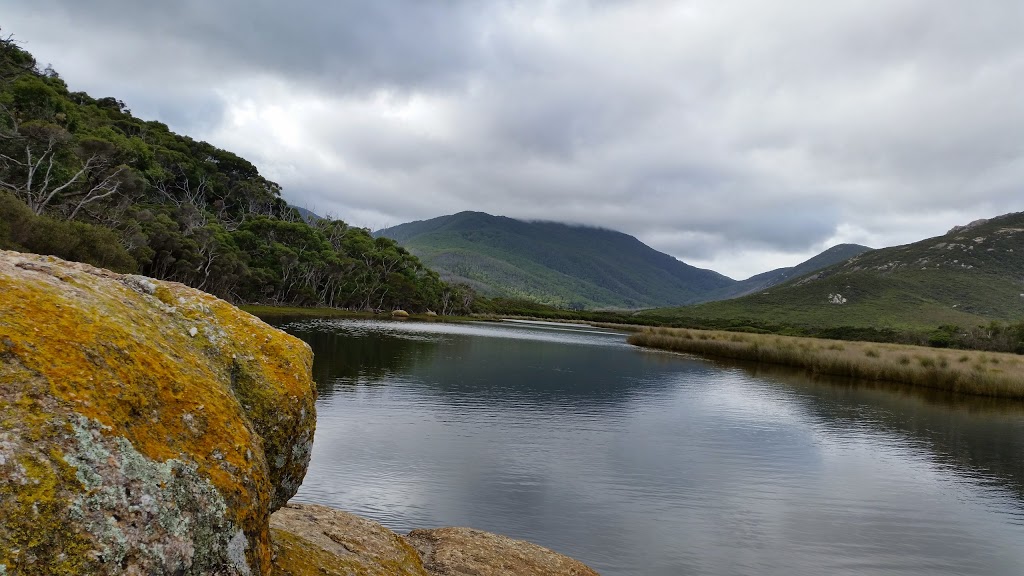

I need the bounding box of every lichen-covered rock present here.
[269,504,600,576]
[0,251,316,575]
[270,503,429,576]
[405,527,600,576]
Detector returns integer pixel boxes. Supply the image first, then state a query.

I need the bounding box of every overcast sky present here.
[6,1,1024,279]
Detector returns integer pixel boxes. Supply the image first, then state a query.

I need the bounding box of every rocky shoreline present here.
[271,503,598,576]
[0,250,598,575]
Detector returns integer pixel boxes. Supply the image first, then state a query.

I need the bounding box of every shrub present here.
[0,193,137,272]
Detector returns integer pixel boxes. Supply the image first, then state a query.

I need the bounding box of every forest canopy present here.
[0,30,473,313]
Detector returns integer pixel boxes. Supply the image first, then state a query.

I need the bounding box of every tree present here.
[0,34,455,312]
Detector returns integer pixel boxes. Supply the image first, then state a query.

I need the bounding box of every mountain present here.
[705,243,873,301]
[646,212,1024,331]
[291,205,324,224]
[377,211,735,308]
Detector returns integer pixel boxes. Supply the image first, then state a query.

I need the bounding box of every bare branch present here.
[35,154,96,214]
[68,166,126,220]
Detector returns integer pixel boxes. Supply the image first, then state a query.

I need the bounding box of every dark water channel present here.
[274,318,1024,576]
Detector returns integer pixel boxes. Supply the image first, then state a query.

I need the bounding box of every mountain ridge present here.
[377,211,735,308]
[707,243,873,301]
[377,211,871,310]
[646,211,1024,330]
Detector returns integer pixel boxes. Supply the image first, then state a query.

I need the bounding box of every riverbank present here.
[0,251,600,575]
[629,327,1024,399]
[241,305,482,323]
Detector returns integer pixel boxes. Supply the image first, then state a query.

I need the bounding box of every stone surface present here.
[0,251,316,575]
[270,503,428,576]
[405,527,601,576]
[270,503,601,576]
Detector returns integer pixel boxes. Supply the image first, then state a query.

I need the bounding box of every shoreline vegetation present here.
[242,304,639,329]
[241,304,484,323]
[628,327,1024,399]
[244,304,1024,399]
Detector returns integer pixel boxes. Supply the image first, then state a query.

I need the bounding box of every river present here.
[274,318,1024,576]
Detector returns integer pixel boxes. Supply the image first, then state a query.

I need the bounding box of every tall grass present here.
[628,327,1024,399]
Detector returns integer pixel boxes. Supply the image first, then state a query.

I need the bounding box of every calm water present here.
[276,318,1024,576]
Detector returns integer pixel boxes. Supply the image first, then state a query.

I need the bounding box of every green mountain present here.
[646,213,1024,331]
[377,211,735,308]
[705,243,873,301]
[0,32,458,313]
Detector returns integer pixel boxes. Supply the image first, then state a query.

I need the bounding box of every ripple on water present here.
[281,319,1024,576]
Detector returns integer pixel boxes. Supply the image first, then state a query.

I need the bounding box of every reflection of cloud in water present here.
[284,319,444,342]
[284,318,1024,576]
[283,319,628,348]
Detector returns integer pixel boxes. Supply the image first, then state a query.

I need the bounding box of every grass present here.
[628,327,1024,399]
[644,270,1015,331]
[645,212,1024,334]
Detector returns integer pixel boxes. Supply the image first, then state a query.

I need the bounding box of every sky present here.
[6,1,1024,279]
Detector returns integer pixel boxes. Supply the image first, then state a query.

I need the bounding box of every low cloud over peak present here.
[8,0,1024,278]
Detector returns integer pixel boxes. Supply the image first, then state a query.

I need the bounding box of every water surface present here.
[277,319,1024,576]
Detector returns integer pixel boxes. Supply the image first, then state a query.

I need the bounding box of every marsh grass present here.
[628,327,1024,399]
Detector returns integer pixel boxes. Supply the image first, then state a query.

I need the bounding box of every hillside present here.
[706,243,873,301]
[646,213,1024,332]
[0,33,461,313]
[377,211,735,308]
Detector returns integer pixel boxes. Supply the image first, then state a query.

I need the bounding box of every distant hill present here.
[706,243,873,301]
[646,213,1024,331]
[376,211,734,308]
[291,205,323,224]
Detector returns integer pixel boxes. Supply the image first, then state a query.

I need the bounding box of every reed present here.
[628,327,1024,399]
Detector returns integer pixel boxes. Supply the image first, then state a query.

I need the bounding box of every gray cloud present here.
[6,0,1024,278]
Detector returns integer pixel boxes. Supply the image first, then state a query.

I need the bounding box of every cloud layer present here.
[7,0,1024,278]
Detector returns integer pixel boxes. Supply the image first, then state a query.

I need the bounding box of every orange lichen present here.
[271,529,430,576]
[0,252,317,574]
[0,365,95,575]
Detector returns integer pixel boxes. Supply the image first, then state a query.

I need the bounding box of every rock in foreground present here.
[0,251,316,575]
[271,503,600,576]
[406,527,601,576]
[271,503,428,576]
[0,250,598,575]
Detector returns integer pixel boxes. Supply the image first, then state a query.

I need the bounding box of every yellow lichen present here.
[271,529,429,576]
[0,372,95,575]
[0,252,317,574]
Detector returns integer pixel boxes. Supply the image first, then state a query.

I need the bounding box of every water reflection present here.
[286,319,700,406]
[284,320,441,392]
[738,362,1024,500]
[273,318,1024,576]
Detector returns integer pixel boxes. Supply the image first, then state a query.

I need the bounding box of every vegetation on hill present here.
[706,243,872,301]
[377,211,734,309]
[0,31,467,313]
[643,213,1024,348]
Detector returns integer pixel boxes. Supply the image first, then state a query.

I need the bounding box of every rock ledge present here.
[272,503,600,576]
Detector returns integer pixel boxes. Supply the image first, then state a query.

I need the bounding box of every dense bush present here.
[0,32,464,313]
[0,192,136,271]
